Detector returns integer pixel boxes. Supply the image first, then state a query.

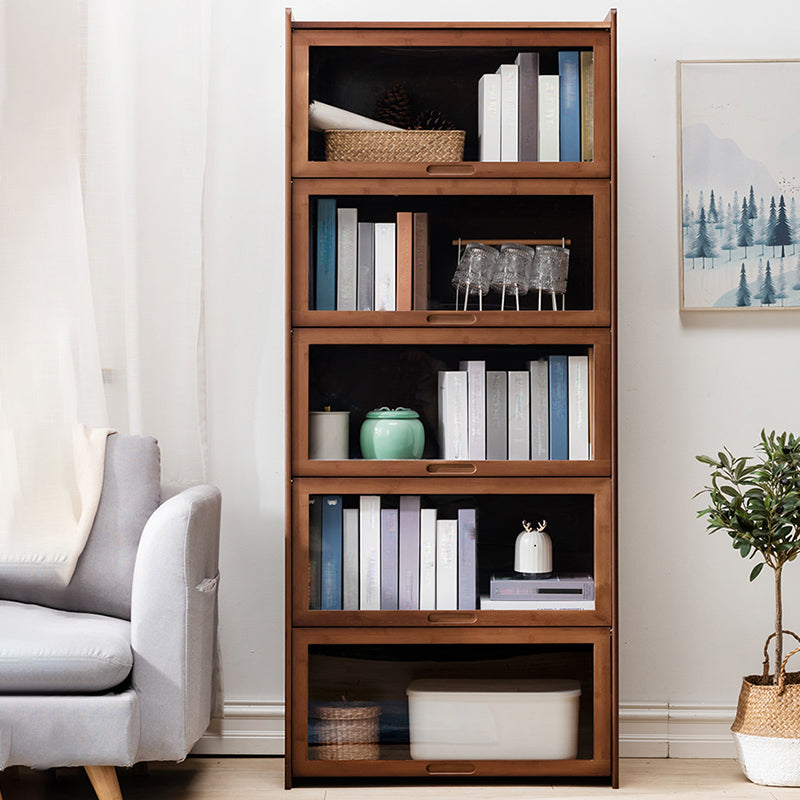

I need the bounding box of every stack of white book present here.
[437,355,590,461]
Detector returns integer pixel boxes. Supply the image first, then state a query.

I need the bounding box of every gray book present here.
[357,221,375,311]
[398,496,421,610]
[516,52,540,161]
[486,370,508,460]
[336,207,358,310]
[508,370,530,460]
[529,358,550,460]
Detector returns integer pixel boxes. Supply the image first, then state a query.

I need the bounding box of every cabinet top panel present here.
[289,11,616,33]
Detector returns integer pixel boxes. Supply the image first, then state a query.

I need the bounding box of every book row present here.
[309,495,477,611]
[438,355,590,461]
[314,199,429,312]
[479,50,594,163]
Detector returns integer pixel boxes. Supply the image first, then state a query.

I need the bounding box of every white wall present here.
[199,0,800,757]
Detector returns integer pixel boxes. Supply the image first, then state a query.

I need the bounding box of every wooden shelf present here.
[286,9,617,788]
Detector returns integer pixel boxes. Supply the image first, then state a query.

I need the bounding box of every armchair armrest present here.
[129,484,221,762]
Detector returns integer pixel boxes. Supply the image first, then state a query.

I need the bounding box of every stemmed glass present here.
[491,243,534,310]
[451,242,498,311]
[529,245,569,310]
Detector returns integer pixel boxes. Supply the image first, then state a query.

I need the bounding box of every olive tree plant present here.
[696,430,800,681]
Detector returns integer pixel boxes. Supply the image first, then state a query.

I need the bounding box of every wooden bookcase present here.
[285,10,617,787]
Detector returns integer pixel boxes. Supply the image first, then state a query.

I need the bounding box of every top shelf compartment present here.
[289,22,615,178]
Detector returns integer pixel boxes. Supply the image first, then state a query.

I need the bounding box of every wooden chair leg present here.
[84,765,123,800]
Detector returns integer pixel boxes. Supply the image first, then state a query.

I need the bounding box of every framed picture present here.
[679,60,800,310]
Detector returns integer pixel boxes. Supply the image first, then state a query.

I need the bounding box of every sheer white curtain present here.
[0,0,210,523]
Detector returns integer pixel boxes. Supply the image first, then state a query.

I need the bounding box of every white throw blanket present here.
[0,424,114,587]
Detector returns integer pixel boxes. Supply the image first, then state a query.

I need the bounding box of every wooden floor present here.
[4,758,800,799]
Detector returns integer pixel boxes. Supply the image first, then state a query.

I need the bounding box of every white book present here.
[496,63,519,162]
[419,508,438,610]
[459,360,486,460]
[435,518,458,610]
[358,495,381,610]
[486,370,508,460]
[478,73,502,161]
[480,596,595,611]
[437,371,469,460]
[336,208,358,310]
[508,370,530,460]
[568,354,591,459]
[528,358,550,460]
[538,74,560,162]
[374,222,396,311]
[342,507,359,610]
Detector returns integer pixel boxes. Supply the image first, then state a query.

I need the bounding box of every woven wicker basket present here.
[731,633,800,786]
[324,129,465,163]
[309,702,380,761]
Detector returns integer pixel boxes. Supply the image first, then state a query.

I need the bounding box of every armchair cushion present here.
[0,600,132,693]
[0,434,161,619]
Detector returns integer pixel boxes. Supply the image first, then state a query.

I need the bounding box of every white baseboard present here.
[193,701,738,759]
[620,702,737,758]
[191,701,285,756]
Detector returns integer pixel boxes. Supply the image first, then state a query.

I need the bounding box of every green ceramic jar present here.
[359,407,425,460]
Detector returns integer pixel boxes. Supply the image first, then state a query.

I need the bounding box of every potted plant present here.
[696,430,800,786]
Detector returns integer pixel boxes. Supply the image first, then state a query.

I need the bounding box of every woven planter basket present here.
[324,129,465,163]
[731,632,800,786]
[309,702,380,761]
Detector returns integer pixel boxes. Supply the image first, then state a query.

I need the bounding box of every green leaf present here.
[749,562,764,581]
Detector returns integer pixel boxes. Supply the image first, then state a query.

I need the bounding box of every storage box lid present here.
[406,678,580,698]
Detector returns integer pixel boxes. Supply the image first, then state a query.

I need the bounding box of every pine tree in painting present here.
[756,198,768,254]
[708,190,719,224]
[755,258,764,299]
[762,261,776,306]
[794,253,800,291]
[791,197,798,255]
[767,196,778,255]
[778,260,787,302]
[736,264,751,307]
[721,209,736,260]
[683,193,692,228]
[688,207,718,268]
[737,199,753,258]
[772,194,792,258]
[748,185,758,219]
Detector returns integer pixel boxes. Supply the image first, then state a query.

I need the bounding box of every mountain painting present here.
[679,61,800,309]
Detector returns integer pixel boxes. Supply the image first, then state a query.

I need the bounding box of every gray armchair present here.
[0,434,221,800]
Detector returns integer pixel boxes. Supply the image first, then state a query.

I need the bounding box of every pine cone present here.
[411,108,455,131]
[374,83,412,128]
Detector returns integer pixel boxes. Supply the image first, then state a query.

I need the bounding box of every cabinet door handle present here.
[427,612,478,624]
[425,164,476,175]
[426,762,476,775]
[426,462,477,474]
[425,313,477,325]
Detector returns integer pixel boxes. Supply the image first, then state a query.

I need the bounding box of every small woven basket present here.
[324,129,465,163]
[731,632,800,786]
[309,702,380,761]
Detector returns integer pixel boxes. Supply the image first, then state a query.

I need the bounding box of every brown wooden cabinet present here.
[285,10,617,787]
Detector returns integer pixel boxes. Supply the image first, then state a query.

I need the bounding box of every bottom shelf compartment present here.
[289,627,613,781]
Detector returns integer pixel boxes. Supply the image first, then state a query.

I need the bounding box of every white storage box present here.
[406,678,581,760]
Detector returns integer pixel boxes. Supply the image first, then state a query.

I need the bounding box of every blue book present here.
[398,496,421,610]
[559,52,581,162]
[549,355,569,460]
[320,495,343,609]
[457,508,478,610]
[308,496,322,609]
[315,198,336,310]
[380,508,399,610]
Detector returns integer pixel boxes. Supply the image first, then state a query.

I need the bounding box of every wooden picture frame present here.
[679,60,800,310]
